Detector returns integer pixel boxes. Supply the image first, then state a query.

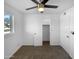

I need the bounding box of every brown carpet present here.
[10,44,72,59]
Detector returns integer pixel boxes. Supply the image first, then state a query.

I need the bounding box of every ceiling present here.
[4,0,74,14]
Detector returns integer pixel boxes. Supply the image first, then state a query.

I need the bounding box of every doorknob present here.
[71,31,74,35]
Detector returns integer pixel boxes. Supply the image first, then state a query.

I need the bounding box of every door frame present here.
[42,24,50,45]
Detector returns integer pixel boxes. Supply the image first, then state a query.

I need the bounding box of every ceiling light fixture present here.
[37,4,44,12]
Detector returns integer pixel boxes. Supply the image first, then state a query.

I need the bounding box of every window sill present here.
[4,32,14,35]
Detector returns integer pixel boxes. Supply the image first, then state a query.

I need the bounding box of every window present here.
[4,15,14,34]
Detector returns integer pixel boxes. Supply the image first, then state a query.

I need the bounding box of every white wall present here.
[23,14,60,46]
[4,3,24,59]
[60,7,74,59]
[23,14,42,46]
[50,14,60,45]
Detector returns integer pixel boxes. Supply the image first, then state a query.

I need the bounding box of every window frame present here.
[4,15,14,35]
